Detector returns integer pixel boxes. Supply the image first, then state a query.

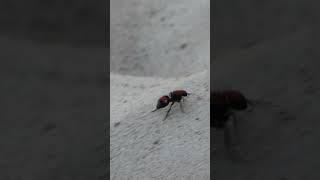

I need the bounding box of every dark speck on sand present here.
[114,122,121,127]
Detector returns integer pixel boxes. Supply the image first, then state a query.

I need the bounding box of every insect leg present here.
[229,112,238,135]
[224,124,233,157]
[224,120,238,161]
[249,98,281,108]
[224,123,231,150]
[247,101,254,112]
[179,98,185,113]
[163,102,174,121]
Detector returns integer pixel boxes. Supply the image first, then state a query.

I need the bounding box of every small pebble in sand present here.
[153,140,160,145]
[47,153,56,160]
[114,122,121,127]
[180,43,188,50]
[43,123,57,132]
[140,85,145,89]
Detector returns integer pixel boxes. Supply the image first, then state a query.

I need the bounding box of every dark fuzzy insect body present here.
[211,90,251,129]
[169,90,188,102]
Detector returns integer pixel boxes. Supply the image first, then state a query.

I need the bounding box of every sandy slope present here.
[111,72,209,180]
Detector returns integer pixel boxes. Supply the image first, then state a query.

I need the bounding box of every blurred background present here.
[110,0,209,78]
[212,0,320,180]
[0,1,107,180]
[0,0,106,46]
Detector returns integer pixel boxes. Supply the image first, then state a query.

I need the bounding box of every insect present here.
[151,90,190,120]
[211,89,256,158]
[211,89,281,160]
[211,89,280,129]
[211,90,254,129]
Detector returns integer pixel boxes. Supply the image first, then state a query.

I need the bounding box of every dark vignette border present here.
[0,1,109,179]
[210,0,214,179]
[106,0,111,178]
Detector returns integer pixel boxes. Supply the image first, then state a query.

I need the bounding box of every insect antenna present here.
[246,99,256,112]
[248,98,281,108]
[163,102,174,121]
